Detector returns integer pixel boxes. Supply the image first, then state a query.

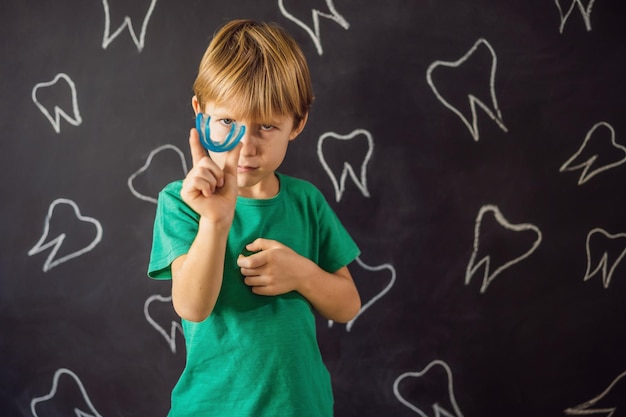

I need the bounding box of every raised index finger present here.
[188,128,207,166]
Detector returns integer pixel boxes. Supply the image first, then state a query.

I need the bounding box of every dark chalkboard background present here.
[2,0,626,416]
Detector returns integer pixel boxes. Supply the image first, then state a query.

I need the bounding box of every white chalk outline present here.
[278,0,349,56]
[101,0,158,52]
[426,38,508,141]
[465,205,542,294]
[559,122,626,185]
[564,370,626,416]
[393,360,465,417]
[328,256,396,332]
[31,73,82,134]
[127,144,188,204]
[144,294,183,354]
[317,129,373,202]
[28,198,103,272]
[555,0,596,34]
[583,228,626,289]
[30,368,103,417]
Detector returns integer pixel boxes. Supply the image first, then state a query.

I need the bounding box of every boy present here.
[148,20,361,416]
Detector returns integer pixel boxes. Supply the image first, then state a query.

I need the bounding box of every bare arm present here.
[171,129,241,322]
[298,264,361,323]
[237,238,361,323]
[171,219,230,322]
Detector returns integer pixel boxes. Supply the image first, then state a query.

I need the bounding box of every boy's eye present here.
[260,124,274,131]
[219,119,234,126]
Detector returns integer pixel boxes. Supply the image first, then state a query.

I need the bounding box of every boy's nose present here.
[239,130,257,156]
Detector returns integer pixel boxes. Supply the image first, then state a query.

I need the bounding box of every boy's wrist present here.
[198,215,232,234]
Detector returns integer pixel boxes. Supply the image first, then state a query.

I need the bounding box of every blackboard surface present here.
[2,1,626,416]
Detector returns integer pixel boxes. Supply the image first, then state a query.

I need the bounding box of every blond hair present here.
[193,20,314,125]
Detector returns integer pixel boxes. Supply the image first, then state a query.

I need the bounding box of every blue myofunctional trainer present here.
[195,113,246,152]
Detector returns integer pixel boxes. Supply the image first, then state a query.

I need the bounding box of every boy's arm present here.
[298,265,361,324]
[171,219,230,322]
[237,239,361,323]
[171,130,242,322]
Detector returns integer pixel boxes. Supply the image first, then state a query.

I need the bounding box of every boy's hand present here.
[238,238,361,323]
[180,128,242,223]
[236,238,315,296]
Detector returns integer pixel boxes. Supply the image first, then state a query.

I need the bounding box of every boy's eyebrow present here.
[207,102,291,125]
[211,112,235,119]
[208,103,246,120]
[208,107,234,117]
[209,111,243,122]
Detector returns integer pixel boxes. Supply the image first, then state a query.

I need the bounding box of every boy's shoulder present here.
[157,180,186,207]
[278,173,324,199]
[161,179,184,194]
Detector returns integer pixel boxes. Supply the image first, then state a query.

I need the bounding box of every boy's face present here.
[194,98,306,199]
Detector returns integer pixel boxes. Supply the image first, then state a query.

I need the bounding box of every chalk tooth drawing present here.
[31,73,82,134]
[559,122,626,185]
[30,368,103,417]
[426,38,508,141]
[101,0,158,52]
[278,0,349,55]
[144,294,183,353]
[564,370,626,416]
[128,144,188,204]
[583,228,626,289]
[465,204,542,294]
[328,256,396,332]
[555,0,596,34]
[28,198,103,272]
[393,360,465,417]
[317,129,373,202]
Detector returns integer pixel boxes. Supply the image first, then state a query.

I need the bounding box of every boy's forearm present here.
[171,218,231,322]
[298,264,361,324]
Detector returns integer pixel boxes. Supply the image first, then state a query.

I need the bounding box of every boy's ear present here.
[289,112,309,141]
[191,95,201,115]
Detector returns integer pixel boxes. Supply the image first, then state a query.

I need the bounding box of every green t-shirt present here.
[148,173,360,417]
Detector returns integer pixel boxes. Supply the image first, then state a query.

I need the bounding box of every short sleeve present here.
[147,181,200,279]
[314,190,361,273]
